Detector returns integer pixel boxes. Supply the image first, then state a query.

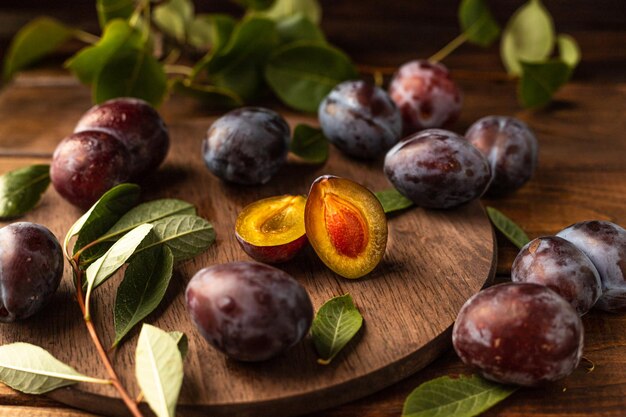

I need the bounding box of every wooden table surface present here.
[0,1,625,416]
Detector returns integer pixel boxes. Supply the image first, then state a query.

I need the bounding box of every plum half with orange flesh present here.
[235,195,308,263]
[305,175,387,278]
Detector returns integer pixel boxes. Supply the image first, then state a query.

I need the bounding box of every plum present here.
[388,60,462,134]
[465,116,538,196]
[557,220,626,312]
[51,131,132,209]
[0,222,64,322]
[202,107,290,185]
[318,80,402,159]
[453,283,583,386]
[384,129,491,209]
[512,236,602,315]
[185,261,313,361]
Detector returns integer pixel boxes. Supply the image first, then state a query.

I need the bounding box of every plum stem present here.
[73,30,99,45]
[429,31,469,63]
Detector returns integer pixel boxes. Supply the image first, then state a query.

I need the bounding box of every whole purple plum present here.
[185,261,313,361]
[557,220,626,312]
[453,283,583,386]
[202,107,290,185]
[465,116,538,196]
[0,222,64,322]
[51,131,132,209]
[388,60,462,134]
[384,129,491,209]
[318,80,402,159]
[512,236,601,315]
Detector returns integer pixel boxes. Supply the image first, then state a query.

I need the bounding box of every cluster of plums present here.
[51,98,170,209]
[453,220,626,386]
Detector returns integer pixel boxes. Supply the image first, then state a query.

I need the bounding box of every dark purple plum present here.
[453,283,583,386]
[74,97,169,177]
[0,222,64,322]
[557,220,626,312]
[185,261,313,361]
[383,129,491,209]
[388,60,462,134]
[465,116,538,196]
[318,80,402,159]
[51,131,132,209]
[202,107,290,185]
[512,236,601,315]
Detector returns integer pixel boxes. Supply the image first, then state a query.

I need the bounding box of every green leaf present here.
[486,206,530,249]
[96,0,135,29]
[153,0,194,43]
[375,188,414,214]
[235,0,276,11]
[0,164,50,219]
[276,14,325,44]
[93,47,168,107]
[3,17,74,81]
[65,19,144,84]
[0,343,109,394]
[113,246,174,347]
[168,331,189,359]
[557,34,581,68]
[289,124,328,164]
[205,17,279,100]
[518,59,572,108]
[172,79,243,110]
[135,324,184,417]
[500,0,555,76]
[265,41,358,113]
[458,0,501,47]
[402,374,517,417]
[257,0,321,25]
[311,294,363,365]
[138,214,216,262]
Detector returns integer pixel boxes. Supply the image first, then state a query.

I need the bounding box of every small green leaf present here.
[311,294,363,365]
[168,331,189,359]
[557,34,581,68]
[486,206,530,249]
[375,188,414,214]
[187,16,212,49]
[3,17,74,81]
[153,0,194,43]
[276,14,325,45]
[265,41,358,113]
[257,0,321,25]
[93,47,168,107]
[113,246,174,347]
[500,0,555,76]
[518,59,572,108]
[136,324,184,417]
[0,343,109,394]
[235,0,276,11]
[96,0,135,29]
[402,374,517,417]
[458,0,501,47]
[65,19,144,84]
[0,164,50,219]
[290,124,328,164]
[191,14,237,59]
[172,79,243,110]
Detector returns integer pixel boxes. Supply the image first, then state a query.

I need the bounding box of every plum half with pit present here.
[185,261,313,361]
[318,80,402,159]
[384,129,491,209]
[0,222,64,322]
[453,283,583,386]
[465,116,538,196]
[512,236,602,315]
[202,107,290,185]
[557,220,626,312]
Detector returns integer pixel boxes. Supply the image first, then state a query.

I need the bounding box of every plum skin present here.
[557,220,626,312]
[389,60,462,134]
[202,107,290,185]
[51,131,133,209]
[512,236,602,315]
[465,115,538,196]
[318,80,402,159]
[236,234,308,264]
[384,129,491,209]
[185,261,313,361]
[0,222,64,322]
[453,283,583,386]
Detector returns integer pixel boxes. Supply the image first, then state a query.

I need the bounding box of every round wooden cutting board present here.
[0,83,496,417]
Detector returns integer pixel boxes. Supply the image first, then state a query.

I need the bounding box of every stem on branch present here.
[428,31,469,63]
[73,30,99,45]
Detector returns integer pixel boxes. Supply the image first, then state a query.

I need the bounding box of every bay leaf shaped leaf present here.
[276,13,326,45]
[153,0,194,43]
[458,0,501,47]
[96,0,135,29]
[518,59,572,108]
[0,164,50,219]
[168,331,189,359]
[557,34,581,68]
[486,206,530,249]
[375,188,414,214]
[257,0,322,25]
[290,124,328,164]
